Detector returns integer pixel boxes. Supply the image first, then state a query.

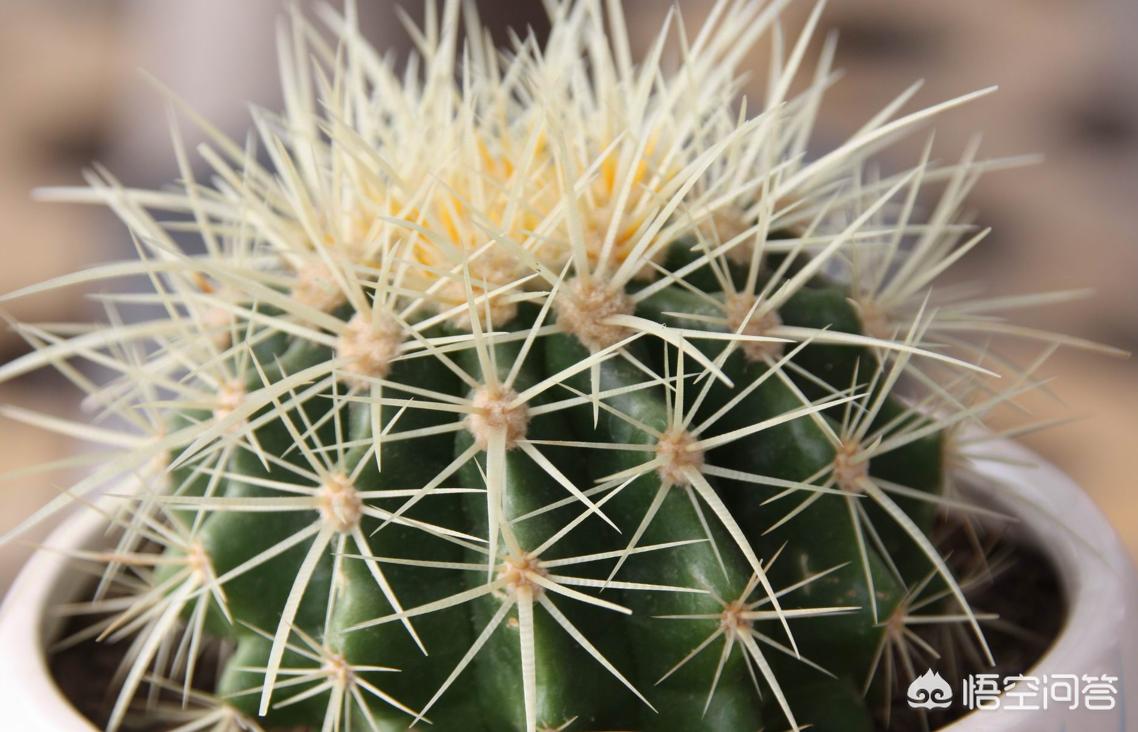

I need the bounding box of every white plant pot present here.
[0,438,1135,731]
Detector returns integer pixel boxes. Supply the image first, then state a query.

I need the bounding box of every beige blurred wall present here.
[0,0,1134,594]
[0,1,124,587]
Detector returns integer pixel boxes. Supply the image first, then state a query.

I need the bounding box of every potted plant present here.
[0,2,1134,731]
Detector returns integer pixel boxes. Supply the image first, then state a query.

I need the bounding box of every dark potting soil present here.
[871,521,1066,732]
[49,519,1065,732]
[49,618,224,732]
[50,619,129,729]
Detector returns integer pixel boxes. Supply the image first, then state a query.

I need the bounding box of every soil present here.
[50,622,128,729]
[50,620,224,731]
[873,518,1066,732]
[49,517,1065,732]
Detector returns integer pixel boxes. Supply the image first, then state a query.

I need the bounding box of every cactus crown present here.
[0,1,1115,731]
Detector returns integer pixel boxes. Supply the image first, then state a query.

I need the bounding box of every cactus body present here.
[124,254,954,732]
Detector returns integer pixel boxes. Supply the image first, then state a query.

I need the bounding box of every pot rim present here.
[941,437,1138,731]
[0,437,1134,731]
[0,504,107,731]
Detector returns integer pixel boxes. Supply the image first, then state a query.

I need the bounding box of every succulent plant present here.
[1,1,1117,731]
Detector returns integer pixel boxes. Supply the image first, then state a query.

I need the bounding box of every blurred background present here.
[0,0,1135,592]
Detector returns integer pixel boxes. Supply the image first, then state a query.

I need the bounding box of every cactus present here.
[1,2,1117,731]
